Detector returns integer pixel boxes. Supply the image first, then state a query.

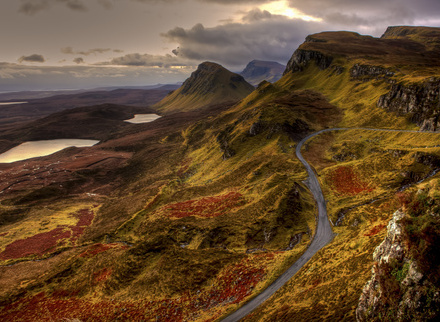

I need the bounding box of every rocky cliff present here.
[378,79,440,131]
[284,49,333,75]
[357,209,440,321]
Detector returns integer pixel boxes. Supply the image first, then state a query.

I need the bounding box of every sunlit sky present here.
[1,0,439,91]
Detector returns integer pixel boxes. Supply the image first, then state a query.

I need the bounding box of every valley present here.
[1,25,440,321]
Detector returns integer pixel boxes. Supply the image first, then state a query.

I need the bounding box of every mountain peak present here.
[240,60,285,85]
[155,61,254,113]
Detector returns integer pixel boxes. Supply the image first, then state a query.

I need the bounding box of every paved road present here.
[222,127,433,322]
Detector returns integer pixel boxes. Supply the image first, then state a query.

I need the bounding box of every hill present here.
[0,87,176,129]
[154,62,255,113]
[240,60,285,85]
[0,104,158,154]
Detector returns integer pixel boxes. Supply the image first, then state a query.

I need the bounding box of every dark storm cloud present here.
[18,0,276,15]
[162,18,321,66]
[241,8,273,23]
[103,53,195,67]
[73,57,84,64]
[61,47,123,56]
[18,54,46,63]
[19,0,88,15]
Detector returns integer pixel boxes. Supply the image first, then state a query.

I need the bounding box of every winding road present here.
[222,127,434,322]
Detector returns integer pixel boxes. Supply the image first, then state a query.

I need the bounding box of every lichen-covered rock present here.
[356,210,440,321]
[377,78,440,131]
[350,63,395,81]
[372,210,406,264]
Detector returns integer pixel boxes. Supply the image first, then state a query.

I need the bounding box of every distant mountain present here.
[0,84,181,101]
[154,61,254,113]
[240,60,285,85]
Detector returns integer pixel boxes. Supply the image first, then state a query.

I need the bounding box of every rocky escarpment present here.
[284,49,333,75]
[350,64,395,81]
[378,78,440,131]
[356,210,440,321]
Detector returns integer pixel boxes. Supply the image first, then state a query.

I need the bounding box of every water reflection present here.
[124,114,161,124]
[0,139,99,163]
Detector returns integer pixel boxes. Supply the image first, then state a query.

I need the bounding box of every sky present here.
[0,0,439,92]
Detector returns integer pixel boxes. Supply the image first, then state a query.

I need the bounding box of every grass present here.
[244,126,440,320]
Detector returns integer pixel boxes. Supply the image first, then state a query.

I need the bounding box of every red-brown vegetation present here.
[0,209,95,261]
[70,209,94,243]
[93,268,113,284]
[79,243,128,258]
[328,166,374,195]
[0,227,71,260]
[162,192,244,218]
[0,253,277,321]
[364,224,386,236]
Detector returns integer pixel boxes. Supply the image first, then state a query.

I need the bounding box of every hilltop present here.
[154,61,254,113]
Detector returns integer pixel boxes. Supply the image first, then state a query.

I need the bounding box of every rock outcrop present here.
[356,210,440,321]
[378,78,440,131]
[350,63,395,81]
[284,49,333,75]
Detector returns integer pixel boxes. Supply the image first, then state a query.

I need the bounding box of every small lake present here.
[0,139,99,163]
[124,114,161,124]
[0,102,28,106]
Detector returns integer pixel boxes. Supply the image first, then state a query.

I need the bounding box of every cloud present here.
[0,62,192,91]
[103,53,196,68]
[162,17,322,67]
[73,57,85,64]
[18,54,46,63]
[18,0,278,15]
[241,8,273,23]
[61,47,123,56]
[19,0,88,15]
[287,0,440,29]
[198,0,274,3]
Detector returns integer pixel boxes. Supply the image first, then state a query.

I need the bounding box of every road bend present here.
[222,127,431,322]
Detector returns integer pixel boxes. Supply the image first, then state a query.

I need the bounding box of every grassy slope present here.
[0,71,342,320]
[240,27,440,321]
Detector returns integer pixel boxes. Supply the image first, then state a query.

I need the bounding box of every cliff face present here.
[284,48,333,75]
[357,210,440,321]
[350,64,395,81]
[378,79,440,131]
